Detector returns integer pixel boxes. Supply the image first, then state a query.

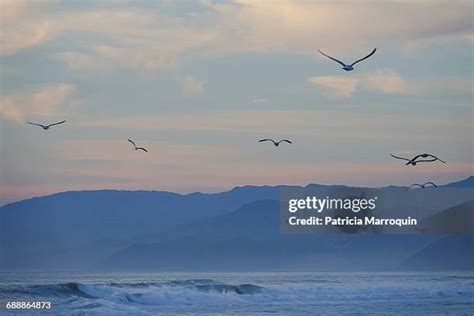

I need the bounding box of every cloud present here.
[468,34,474,44]
[424,77,474,94]
[55,51,97,71]
[78,109,470,144]
[252,98,270,105]
[51,10,216,73]
[1,21,55,57]
[181,75,205,96]
[1,0,29,24]
[205,0,473,54]
[0,0,56,25]
[0,83,76,122]
[0,0,57,56]
[308,69,413,98]
[3,1,472,71]
[308,76,359,98]
[56,44,183,73]
[365,69,411,94]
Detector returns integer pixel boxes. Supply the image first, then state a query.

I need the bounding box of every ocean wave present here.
[1,279,264,308]
[2,276,472,315]
[1,282,103,299]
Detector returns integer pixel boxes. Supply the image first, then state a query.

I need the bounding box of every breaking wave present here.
[2,274,472,315]
[1,279,265,313]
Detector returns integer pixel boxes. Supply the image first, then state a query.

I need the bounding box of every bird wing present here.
[415,158,438,163]
[350,48,377,66]
[48,120,66,127]
[424,182,437,187]
[27,122,46,128]
[390,154,410,162]
[426,154,446,163]
[318,50,347,67]
[259,139,273,143]
[281,140,293,144]
[128,139,137,148]
[408,184,422,189]
[137,147,148,153]
[410,154,424,161]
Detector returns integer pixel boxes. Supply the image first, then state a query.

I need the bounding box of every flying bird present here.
[406,182,438,190]
[390,154,423,166]
[128,139,148,152]
[390,153,446,166]
[318,48,377,71]
[259,139,293,147]
[26,120,66,130]
[410,153,446,164]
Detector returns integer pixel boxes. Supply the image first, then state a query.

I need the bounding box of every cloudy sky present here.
[1,0,473,204]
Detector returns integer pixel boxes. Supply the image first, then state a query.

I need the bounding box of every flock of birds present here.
[25,47,445,191]
[389,154,445,190]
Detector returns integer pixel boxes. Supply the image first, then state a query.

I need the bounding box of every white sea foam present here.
[1,273,473,315]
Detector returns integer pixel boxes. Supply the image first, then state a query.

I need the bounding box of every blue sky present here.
[1,0,473,204]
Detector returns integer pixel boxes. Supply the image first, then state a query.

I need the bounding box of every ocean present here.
[1,272,473,315]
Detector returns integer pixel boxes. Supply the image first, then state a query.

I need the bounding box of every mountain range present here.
[0,177,472,271]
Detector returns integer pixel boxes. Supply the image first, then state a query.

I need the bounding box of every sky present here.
[0,0,473,205]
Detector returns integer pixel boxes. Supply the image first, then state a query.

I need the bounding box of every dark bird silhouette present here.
[26,120,66,130]
[390,153,446,166]
[128,139,148,152]
[410,153,446,164]
[259,139,292,147]
[406,182,438,191]
[318,48,376,71]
